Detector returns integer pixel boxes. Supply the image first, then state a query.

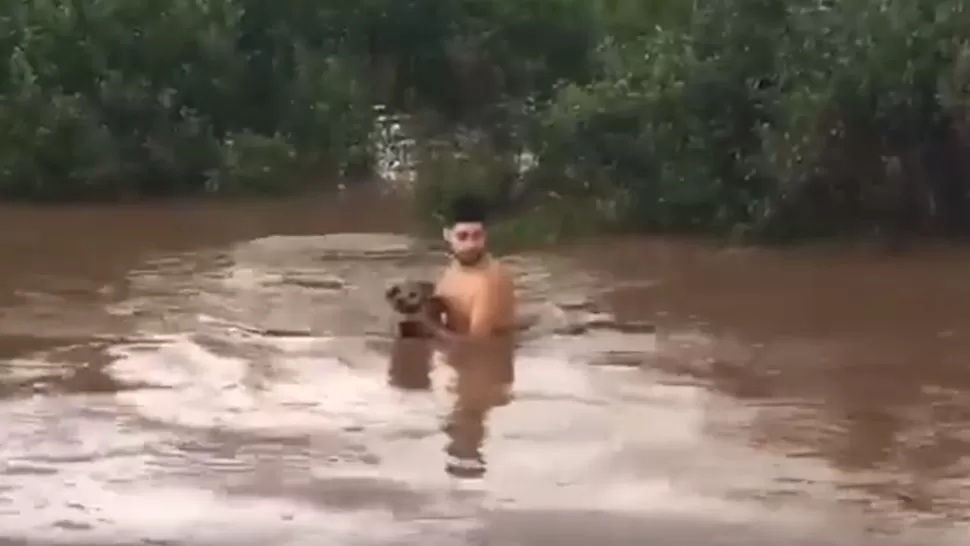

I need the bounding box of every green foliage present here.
[412,138,506,226]
[0,0,373,199]
[522,0,970,241]
[6,0,970,245]
[0,0,603,201]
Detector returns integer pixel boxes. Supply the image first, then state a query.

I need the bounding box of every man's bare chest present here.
[437,275,483,324]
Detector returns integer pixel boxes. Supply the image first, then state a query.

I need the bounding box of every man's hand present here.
[406,310,457,342]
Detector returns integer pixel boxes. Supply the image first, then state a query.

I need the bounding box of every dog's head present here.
[385,280,435,315]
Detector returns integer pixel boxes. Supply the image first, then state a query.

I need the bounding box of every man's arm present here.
[419,316,460,343]
[455,271,509,341]
[467,277,499,339]
[414,302,487,345]
[410,276,498,344]
[409,274,460,343]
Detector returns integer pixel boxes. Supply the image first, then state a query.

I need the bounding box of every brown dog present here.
[384,280,445,390]
[384,280,446,337]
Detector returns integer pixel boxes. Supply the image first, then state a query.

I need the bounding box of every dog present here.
[384,279,445,390]
[384,280,445,338]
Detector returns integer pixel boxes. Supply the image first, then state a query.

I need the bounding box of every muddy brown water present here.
[0,186,969,545]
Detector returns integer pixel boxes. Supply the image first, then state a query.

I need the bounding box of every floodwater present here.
[0,186,969,545]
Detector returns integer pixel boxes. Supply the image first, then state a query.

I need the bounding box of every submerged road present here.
[0,195,967,544]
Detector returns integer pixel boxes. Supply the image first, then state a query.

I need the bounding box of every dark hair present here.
[446,194,487,225]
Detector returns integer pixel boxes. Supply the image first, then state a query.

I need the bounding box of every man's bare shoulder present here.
[486,259,514,290]
[489,257,512,275]
[434,258,513,292]
[434,264,457,290]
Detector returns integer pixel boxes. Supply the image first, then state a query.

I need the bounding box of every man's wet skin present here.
[440,335,515,477]
[384,331,513,477]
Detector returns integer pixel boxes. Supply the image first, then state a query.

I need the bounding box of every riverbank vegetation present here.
[4,0,970,241]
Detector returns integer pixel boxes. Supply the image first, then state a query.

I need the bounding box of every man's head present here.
[443,194,488,267]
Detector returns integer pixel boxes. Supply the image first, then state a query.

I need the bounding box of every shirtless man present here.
[407,194,516,476]
[406,195,515,343]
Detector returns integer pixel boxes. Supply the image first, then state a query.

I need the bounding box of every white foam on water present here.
[101,334,837,526]
[1,479,479,546]
[0,352,962,545]
[107,336,444,437]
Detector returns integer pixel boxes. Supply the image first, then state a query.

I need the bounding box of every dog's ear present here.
[415,281,435,296]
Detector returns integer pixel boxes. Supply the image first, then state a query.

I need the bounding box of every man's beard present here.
[454,249,485,267]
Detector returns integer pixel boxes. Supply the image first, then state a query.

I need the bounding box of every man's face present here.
[444,222,487,266]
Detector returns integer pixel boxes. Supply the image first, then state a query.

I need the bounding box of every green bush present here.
[0,0,373,200]
[519,0,970,241]
[5,0,970,245]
